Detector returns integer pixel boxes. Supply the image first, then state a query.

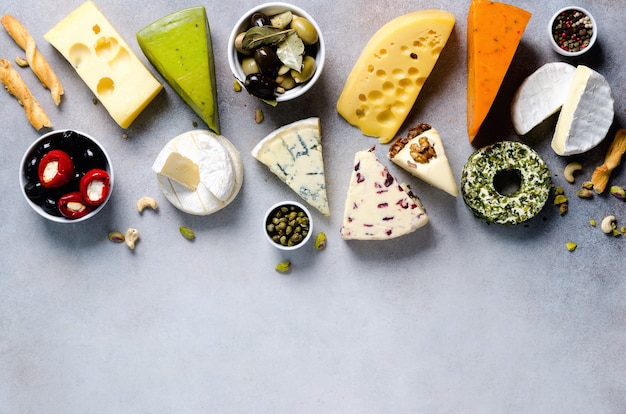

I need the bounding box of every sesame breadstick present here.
[0,58,51,130]
[1,14,63,105]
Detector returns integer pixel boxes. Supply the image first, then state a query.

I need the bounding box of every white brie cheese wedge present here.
[551,65,614,156]
[511,62,576,135]
[341,148,428,240]
[252,117,329,216]
[388,127,458,196]
[152,130,243,215]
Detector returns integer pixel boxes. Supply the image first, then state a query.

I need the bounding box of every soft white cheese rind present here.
[153,130,243,215]
[341,148,428,240]
[389,127,458,197]
[252,117,330,216]
[551,65,614,156]
[511,62,576,135]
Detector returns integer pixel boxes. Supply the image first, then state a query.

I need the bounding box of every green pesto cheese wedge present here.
[137,6,220,133]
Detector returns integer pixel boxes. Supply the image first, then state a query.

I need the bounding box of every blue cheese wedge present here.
[341,147,429,240]
[388,125,458,197]
[551,65,614,156]
[251,117,329,216]
[44,1,162,128]
[153,130,243,215]
[510,62,576,135]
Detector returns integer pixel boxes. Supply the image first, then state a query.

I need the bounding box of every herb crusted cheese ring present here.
[460,141,551,225]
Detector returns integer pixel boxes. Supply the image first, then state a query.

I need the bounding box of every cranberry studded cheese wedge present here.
[252,118,329,216]
[340,147,429,240]
[467,0,531,143]
[388,124,458,197]
[551,65,614,156]
[336,10,455,144]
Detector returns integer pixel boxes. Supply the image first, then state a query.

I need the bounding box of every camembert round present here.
[152,130,243,215]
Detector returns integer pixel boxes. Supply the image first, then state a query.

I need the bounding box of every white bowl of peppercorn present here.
[20,129,114,223]
[263,200,313,250]
[228,2,325,103]
[548,6,597,57]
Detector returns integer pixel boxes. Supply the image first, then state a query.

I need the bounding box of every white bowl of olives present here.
[228,2,325,103]
[20,129,114,223]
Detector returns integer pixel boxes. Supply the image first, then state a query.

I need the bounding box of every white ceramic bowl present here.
[20,129,114,223]
[263,200,313,250]
[228,2,325,102]
[548,6,597,57]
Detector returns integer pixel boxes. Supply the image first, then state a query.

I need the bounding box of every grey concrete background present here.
[1,0,625,412]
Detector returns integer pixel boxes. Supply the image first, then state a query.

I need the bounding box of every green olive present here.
[234,32,251,55]
[241,57,260,76]
[276,73,297,90]
[291,55,316,84]
[290,16,318,45]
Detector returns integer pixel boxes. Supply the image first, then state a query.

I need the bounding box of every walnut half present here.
[410,136,437,164]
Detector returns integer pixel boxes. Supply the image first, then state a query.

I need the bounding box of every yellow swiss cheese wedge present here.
[336,10,455,144]
[467,0,531,143]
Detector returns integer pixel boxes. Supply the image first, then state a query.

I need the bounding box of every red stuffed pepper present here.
[79,168,111,206]
[38,149,74,188]
[58,191,93,219]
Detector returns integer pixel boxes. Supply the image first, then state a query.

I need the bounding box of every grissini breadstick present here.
[0,58,52,130]
[591,128,626,193]
[1,14,63,105]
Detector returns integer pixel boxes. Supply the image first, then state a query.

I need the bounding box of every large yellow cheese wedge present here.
[467,0,531,143]
[336,10,455,144]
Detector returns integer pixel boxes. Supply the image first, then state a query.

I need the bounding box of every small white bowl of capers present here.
[228,2,325,103]
[263,201,313,250]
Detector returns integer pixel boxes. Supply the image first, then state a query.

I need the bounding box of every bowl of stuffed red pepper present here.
[20,129,114,223]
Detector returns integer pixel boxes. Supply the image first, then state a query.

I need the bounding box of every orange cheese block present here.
[467,0,531,143]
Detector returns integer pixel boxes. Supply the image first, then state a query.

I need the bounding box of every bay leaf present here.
[276,32,305,72]
[242,27,294,50]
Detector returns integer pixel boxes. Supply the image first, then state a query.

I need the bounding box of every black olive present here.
[73,146,105,172]
[59,130,82,153]
[42,196,63,217]
[35,138,55,156]
[24,181,45,203]
[254,46,281,77]
[250,12,271,27]
[24,154,39,182]
[244,73,279,100]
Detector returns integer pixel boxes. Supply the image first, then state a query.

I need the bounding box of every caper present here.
[290,16,318,45]
[241,57,260,76]
[291,55,316,83]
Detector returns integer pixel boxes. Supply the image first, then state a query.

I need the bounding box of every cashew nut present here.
[600,215,616,234]
[136,196,158,213]
[125,228,140,249]
[564,162,583,183]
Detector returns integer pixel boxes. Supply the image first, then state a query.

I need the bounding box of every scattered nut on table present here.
[125,228,140,249]
[600,215,616,234]
[136,196,158,213]
[563,162,582,183]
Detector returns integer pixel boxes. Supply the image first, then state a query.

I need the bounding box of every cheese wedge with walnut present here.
[389,124,458,196]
